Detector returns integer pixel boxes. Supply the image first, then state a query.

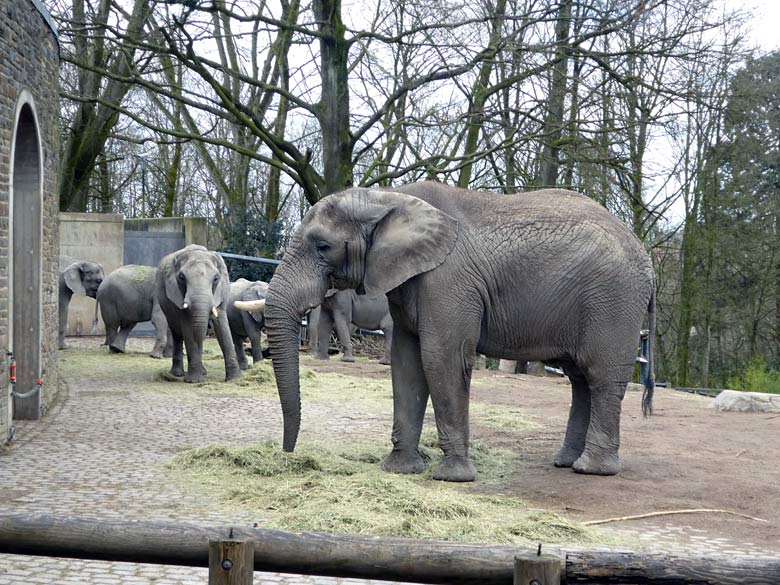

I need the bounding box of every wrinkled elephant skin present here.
[157,245,242,384]
[260,182,656,482]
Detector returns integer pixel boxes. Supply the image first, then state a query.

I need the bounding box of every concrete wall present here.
[0,0,59,436]
[124,217,208,247]
[59,213,124,336]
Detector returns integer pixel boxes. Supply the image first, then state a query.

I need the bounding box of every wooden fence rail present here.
[1,514,779,584]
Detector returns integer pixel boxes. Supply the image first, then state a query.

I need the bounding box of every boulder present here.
[710,390,780,413]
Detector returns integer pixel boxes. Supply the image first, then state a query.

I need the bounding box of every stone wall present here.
[59,213,124,336]
[124,217,209,247]
[0,0,59,437]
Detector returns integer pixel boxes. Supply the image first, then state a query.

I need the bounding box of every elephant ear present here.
[324,288,338,299]
[358,190,459,295]
[63,263,86,295]
[210,252,231,308]
[163,254,186,309]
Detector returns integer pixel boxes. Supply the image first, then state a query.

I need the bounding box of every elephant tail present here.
[642,286,656,417]
[91,297,100,334]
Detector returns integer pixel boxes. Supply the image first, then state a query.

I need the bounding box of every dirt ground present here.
[307,356,780,555]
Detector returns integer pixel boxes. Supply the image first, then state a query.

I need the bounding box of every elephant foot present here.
[109,344,126,354]
[184,371,205,383]
[315,354,330,361]
[382,449,426,475]
[553,445,584,468]
[149,351,164,359]
[378,358,391,366]
[163,350,174,358]
[432,455,476,482]
[225,367,243,382]
[340,355,356,363]
[572,450,622,476]
[170,366,185,378]
[238,362,250,371]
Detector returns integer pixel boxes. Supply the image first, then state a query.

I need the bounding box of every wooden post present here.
[209,538,253,585]
[514,552,561,585]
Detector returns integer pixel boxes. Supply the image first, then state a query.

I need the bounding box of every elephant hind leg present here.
[554,364,590,468]
[110,323,136,353]
[571,361,633,476]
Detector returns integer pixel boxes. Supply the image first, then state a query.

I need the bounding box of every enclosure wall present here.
[0,0,60,433]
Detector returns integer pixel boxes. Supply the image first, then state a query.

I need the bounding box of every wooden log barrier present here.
[1,514,780,584]
[566,551,780,584]
[0,513,532,584]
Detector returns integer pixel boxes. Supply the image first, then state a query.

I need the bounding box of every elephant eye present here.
[316,241,331,253]
[177,273,186,282]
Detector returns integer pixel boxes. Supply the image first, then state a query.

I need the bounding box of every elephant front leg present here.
[554,366,590,468]
[382,327,429,476]
[169,330,185,378]
[182,333,205,383]
[419,309,480,482]
[214,313,242,381]
[232,332,250,370]
[58,293,72,349]
[333,312,355,362]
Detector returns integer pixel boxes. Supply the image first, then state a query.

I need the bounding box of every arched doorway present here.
[10,97,43,420]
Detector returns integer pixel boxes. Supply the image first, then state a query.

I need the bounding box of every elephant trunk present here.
[188,293,213,342]
[265,250,327,452]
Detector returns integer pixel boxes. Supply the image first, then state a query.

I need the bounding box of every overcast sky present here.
[737,0,780,51]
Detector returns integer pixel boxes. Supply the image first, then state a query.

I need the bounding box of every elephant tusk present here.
[211,307,219,319]
[182,302,189,310]
[234,299,266,313]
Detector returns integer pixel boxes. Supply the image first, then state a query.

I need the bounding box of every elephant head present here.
[241,281,269,326]
[62,259,105,298]
[244,188,458,451]
[162,245,230,342]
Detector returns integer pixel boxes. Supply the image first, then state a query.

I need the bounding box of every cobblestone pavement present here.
[1,338,777,584]
[0,338,401,584]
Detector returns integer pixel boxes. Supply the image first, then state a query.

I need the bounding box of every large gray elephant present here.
[315,289,393,365]
[59,256,105,350]
[240,182,656,483]
[97,264,169,358]
[156,245,242,383]
[227,279,268,369]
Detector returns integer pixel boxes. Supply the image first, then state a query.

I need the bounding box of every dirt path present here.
[312,358,780,556]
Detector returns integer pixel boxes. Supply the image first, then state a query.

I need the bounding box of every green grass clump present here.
[169,439,609,546]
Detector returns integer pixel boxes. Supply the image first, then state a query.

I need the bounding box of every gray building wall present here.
[0,0,60,437]
[59,213,124,336]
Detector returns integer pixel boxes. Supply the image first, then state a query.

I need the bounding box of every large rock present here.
[710,390,780,413]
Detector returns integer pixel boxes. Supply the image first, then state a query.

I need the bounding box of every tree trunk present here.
[537,0,572,189]
[315,0,352,196]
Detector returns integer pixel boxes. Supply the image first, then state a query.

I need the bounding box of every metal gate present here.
[123,230,186,267]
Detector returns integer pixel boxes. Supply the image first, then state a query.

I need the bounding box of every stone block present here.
[710,390,780,413]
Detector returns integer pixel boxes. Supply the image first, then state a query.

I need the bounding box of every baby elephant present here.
[227,279,269,369]
[59,255,105,349]
[97,264,170,358]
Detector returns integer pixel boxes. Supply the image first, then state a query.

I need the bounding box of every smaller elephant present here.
[227,279,268,369]
[316,289,393,365]
[59,255,105,350]
[157,245,242,383]
[97,264,170,358]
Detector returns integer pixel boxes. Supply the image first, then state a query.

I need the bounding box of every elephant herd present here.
[59,181,657,483]
[58,246,393,384]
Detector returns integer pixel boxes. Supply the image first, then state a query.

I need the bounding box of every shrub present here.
[727,355,780,394]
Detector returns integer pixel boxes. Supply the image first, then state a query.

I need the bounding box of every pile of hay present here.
[169,436,609,546]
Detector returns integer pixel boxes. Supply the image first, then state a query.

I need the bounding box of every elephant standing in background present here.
[227,279,268,369]
[97,264,169,358]
[156,245,242,383]
[316,289,393,365]
[243,181,655,482]
[59,256,105,350]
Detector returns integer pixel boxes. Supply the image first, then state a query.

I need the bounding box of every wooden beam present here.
[0,513,531,584]
[566,551,780,584]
